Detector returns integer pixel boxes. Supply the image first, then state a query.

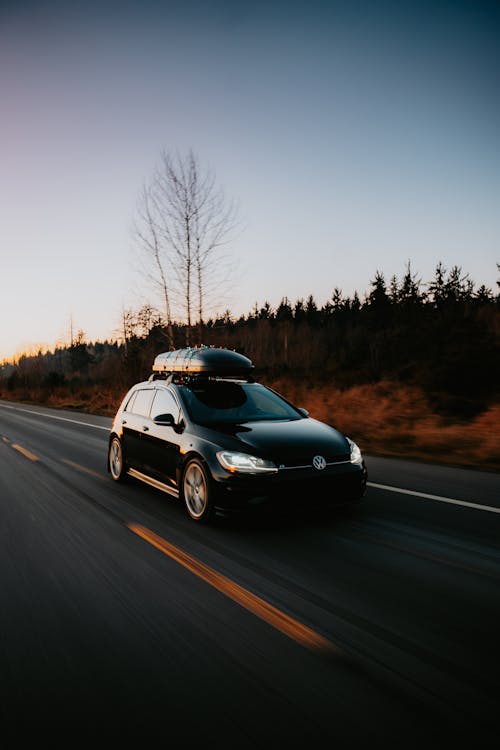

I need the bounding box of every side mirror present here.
[298,407,309,417]
[153,412,175,426]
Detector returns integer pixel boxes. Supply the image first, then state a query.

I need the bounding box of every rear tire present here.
[182,458,214,523]
[108,436,127,482]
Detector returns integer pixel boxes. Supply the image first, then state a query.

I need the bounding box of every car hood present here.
[201,417,351,466]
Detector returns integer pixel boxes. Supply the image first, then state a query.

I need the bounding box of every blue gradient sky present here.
[1,0,499,358]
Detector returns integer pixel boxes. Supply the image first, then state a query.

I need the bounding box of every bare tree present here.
[134,149,239,345]
[133,184,175,344]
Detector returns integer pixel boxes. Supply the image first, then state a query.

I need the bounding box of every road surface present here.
[0,399,498,745]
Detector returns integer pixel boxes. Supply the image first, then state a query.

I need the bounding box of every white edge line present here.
[1,403,497,513]
[367,481,500,515]
[0,403,109,431]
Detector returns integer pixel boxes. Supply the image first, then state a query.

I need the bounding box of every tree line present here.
[1,261,498,419]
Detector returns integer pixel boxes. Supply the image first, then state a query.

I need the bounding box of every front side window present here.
[130,389,155,417]
[150,389,180,422]
[179,382,301,425]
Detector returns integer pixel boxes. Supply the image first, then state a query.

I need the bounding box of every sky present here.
[1,0,499,359]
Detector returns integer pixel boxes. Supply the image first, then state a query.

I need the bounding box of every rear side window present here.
[129,389,155,417]
[123,391,137,412]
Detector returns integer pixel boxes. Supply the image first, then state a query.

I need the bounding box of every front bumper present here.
[211,461,367,511]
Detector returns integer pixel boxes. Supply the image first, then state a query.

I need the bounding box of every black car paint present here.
[109,380,367,513]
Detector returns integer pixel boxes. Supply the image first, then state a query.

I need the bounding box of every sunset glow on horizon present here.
[1,0,498,360]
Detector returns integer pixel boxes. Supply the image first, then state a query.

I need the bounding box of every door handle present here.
[142,425,149,432]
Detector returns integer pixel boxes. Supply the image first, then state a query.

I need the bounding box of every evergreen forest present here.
[1,263,498,469]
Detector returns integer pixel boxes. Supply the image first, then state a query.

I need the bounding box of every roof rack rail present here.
[149,372,255,385]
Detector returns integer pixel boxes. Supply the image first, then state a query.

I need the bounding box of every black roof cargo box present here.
[152,346,254,377]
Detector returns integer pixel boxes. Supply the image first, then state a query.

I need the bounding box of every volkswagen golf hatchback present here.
[108,346,367,522]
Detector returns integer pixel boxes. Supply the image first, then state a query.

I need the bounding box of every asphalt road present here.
[0,399,499,746]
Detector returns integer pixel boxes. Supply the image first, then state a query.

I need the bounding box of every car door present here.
[121,388,155,472]
[144,387,183,490]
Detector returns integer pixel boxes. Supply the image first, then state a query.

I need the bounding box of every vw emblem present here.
[313,455,326,471]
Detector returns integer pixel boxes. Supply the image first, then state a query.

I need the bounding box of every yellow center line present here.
[61,459,103,479]
[11,443,40,462]
[128,522,336,654]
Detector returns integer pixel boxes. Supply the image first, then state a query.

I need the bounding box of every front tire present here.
[108,436,127,482]
[182,458,214,523]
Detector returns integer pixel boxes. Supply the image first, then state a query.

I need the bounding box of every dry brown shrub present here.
[266,377,499,470]
[3,379,498,470]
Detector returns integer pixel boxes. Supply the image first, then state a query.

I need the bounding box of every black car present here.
[107,346,367,522]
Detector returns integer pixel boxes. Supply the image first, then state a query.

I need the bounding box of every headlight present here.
[216,451,278,474]
[347,438,363,465]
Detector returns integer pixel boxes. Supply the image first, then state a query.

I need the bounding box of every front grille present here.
[277,454,350,470]
[274,472,365,501]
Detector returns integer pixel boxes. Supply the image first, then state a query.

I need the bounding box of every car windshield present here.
[179,381,302,425]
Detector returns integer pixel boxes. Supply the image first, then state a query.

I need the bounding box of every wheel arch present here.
[179,452,216,522]
[177,449,211,490]
[107,432,127,478]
